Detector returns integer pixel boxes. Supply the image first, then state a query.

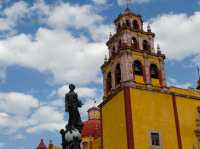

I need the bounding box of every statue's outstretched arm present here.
[76,93,83,107]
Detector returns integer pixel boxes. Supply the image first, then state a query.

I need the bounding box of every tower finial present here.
[126,0,132,10]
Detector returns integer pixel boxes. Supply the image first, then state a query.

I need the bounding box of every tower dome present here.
[82,106,101,138]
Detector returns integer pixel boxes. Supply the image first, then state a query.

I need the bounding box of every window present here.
[151,132,160,146]
[118,40,122,48]
[133,20,139,30]
[143,40,150,51]
[117,23,121,29]
[106,72,112,93]
[111,47,115,56]
[133,60,143,75]
[115,64,121,86]
[131,37,138,49]
[126,19,130,27]
[150,64,159,79]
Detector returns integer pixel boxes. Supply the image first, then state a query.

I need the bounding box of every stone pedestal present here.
[60,126,82,149]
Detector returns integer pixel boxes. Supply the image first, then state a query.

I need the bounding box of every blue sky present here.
[0,0,200,149]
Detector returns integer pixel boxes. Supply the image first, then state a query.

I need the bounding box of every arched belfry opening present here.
[126,19,130,27]
[131,37,138,49]
[106,72,112,93]
[133,60,143,76]
[143,40,150,51]
[115,64,121,86]
[150,64,159,79]
[133,20,139,30]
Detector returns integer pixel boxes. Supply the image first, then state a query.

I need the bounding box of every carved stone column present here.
[159,58,167,87]
[120,51,133,82]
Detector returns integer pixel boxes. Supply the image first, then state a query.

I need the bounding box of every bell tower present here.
[101,8,167,97]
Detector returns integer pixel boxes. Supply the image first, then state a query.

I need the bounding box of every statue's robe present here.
[65,91,83,131]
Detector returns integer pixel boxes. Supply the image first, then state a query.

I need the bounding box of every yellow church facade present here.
[99,8,200,149]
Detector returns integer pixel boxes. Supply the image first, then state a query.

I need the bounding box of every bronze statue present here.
[65,84,83,132]
[60,84,83,149]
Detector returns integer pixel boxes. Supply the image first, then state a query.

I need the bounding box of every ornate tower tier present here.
[101,8,167,97]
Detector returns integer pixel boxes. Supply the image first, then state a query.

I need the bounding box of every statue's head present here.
[69,84,75,91]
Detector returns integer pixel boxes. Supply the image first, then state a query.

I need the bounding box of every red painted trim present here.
[132,65,135,80]
[100,107,104,149]
[172,95,183,149]
[90,139,92,149]
[124,87,134,149]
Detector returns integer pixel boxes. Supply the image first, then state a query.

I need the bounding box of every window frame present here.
[106,72,112,94]
[115,64,121,87]
[149,131,162,149]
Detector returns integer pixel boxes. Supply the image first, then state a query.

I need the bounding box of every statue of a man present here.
[65,84,83,132]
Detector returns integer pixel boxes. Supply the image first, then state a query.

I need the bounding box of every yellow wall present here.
[151,78,160,87]
[82,137,92,149]
[92,137,101,149]
[102,90,128,149]
[130,88,179,149]
[176,96,199,149]
[170,87,200,97]
[135,75,144,84]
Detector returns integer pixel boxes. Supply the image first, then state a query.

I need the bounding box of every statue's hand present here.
[78,100,83,107]
[65,106,69,112]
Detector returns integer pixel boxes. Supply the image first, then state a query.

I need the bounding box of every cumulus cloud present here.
[91,0,107,5]
[0,92,39,116]
[0,86,101,135]
[0,1,112,85]
[150,12,200,62]
[0,29,107,84]
[46,3,103,30]
[0,1,29,33]
[55,85,98,98]
[168,78,192,89]
[117,0,150,5]
[27,106,65,133]
[0,92,65,134]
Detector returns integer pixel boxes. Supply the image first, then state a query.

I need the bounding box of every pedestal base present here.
[60,127,82,149]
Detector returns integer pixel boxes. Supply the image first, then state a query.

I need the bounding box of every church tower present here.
[100,8,200,149]
[102,8,166,98]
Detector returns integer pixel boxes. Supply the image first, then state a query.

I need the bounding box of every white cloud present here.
[0,29,107,85]
[46,3,103,30]
[3,1,29,21]
[0,92,39,117]
[0,1,112,85]
[0,1,29,32]
[79,98,102,121]
[150,12,200,62]
[55,85,98,98]
[27,106,65,133]
[168,78,192,89]
[91,0,107,5]
[0,91,65,134]
[117,0,150,5]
